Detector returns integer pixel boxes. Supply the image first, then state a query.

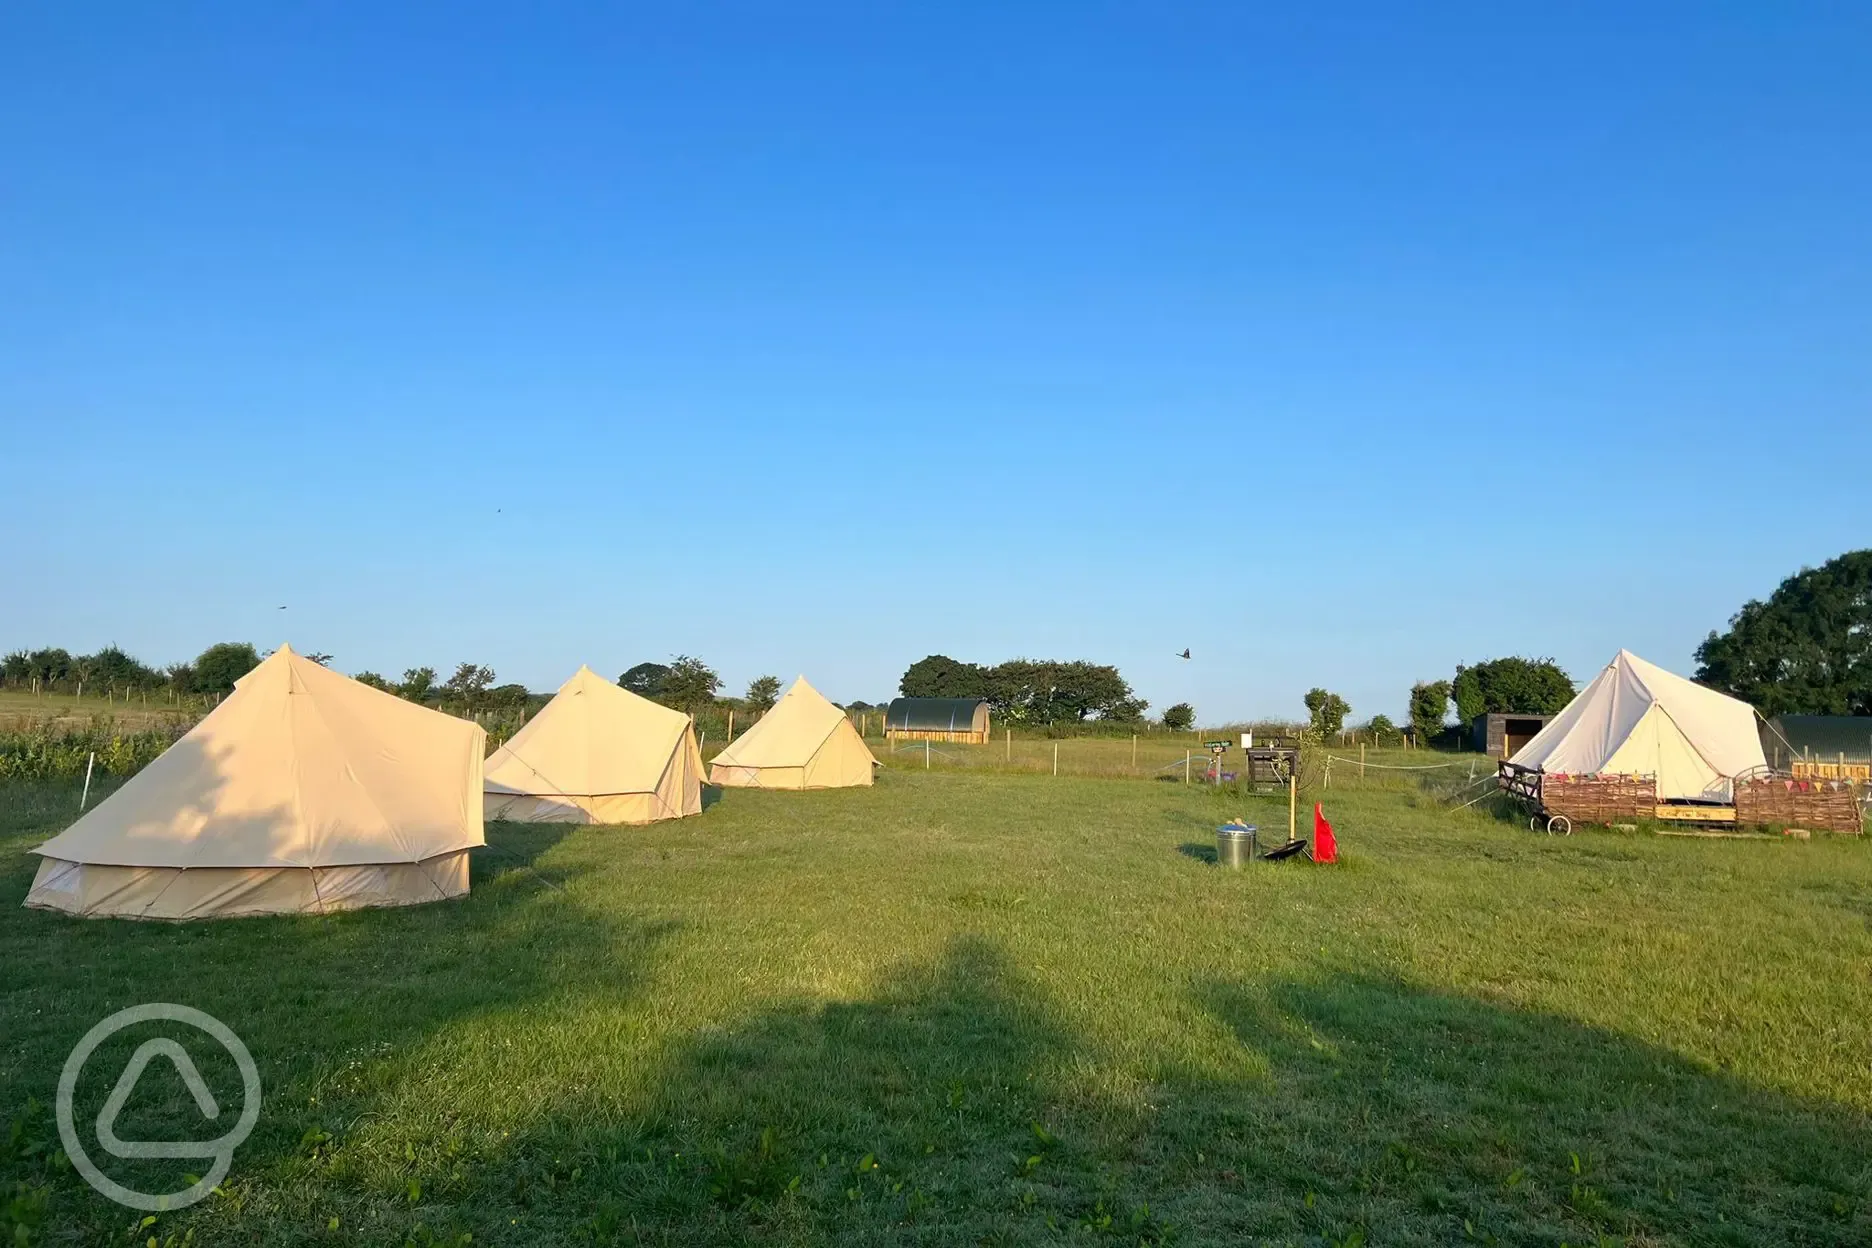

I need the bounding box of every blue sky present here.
[4,3,1868,722]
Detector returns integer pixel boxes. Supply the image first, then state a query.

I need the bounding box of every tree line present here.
[3,643,535,714]
[898,654,1173,727]
[616,657,786,718]
[3,642,270,699]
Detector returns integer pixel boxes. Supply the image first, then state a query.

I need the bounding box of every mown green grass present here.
[3,769,1870,1246]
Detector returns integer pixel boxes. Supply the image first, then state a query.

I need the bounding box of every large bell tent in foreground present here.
[26,645,486,919]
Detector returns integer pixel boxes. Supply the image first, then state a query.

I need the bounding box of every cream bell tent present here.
[25,645,486,920]
[483,665,703,823]
[1509,650,1766,801]
[709,676,875,789]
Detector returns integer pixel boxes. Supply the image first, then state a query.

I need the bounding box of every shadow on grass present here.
[201,943,1869,1246]
[701,783,725,811]
[1177,841,1217,864]
[0,797,678,1242]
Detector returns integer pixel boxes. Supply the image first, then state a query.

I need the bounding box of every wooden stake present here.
[1360,742,1366,781]
[1288,774,1296,843]
[1132,734,1137,769]
[1006,726,1011,761]
[1053,742,1058,776]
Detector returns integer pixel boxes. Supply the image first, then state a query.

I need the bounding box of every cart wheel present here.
[1529,814,1543,833]
[1546,815,1572,836]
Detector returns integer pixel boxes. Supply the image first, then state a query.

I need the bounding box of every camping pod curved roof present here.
[885,697,989,731]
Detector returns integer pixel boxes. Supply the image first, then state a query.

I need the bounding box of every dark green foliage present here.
[354,671,395,692]
[899,655,990,699]
[1305,688,1351,738]
[0,723,185,780]
[745,675,781,714]
[1695,549,1872,715]
[192,642,260,694]
[901,656,1143,725]
[990,660,1140,725]
[1451,658,1574,723]
[400,666,439,701]
[1162,703,1195,731]
[1366,714,1401,745]
[6,648,72,687]
[660,656,721,716]
[1409,681,1451,746]
[486,683,532,709]
[74,644,162,691]
[619,662,673,699]
[444,663,496,708]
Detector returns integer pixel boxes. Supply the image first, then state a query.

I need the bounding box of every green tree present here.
[193,642,260,695]
[1102,695,1150,723]
[305,652,335,667]
[745,674,782,714]
[353,671,394,692]
[26,648,72,685]
[400,666,438,702]
[0,651,27,686]
[1695,549,1872,715]
[1304,688,1351,738]
[660,655,721,716]
[445,663,496,709]
[982,659,1139,725]
[164,663,196,695]
[1409,680,1452,746]
[1451,657,1574,723]
[619,662,672,699]
[1366,714,1401,745]
[77,645,159,692]
[899,655,989,699]
[1161,702,1195,732]
[487,683,532,708]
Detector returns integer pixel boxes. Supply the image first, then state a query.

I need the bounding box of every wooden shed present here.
[1472,711,1554,759]
[884,697,991,745]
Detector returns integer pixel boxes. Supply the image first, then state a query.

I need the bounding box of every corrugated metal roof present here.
[1766,715,1872,762]
[885,697,987,731]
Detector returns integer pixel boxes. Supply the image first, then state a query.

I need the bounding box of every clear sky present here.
[4,3,1868,723]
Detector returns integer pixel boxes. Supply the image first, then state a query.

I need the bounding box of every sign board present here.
[1240,732,1253,749]
[1204,740,1229,754]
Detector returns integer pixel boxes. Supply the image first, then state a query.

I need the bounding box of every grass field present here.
[0,689,196,734]
[4,767,1871,1246]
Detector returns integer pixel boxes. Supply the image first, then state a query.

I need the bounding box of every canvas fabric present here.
[1509,650,1766,800]
[708,676,876,789]
[483,666,702,823]
[25,851,470,920]
[27,644,485,918]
